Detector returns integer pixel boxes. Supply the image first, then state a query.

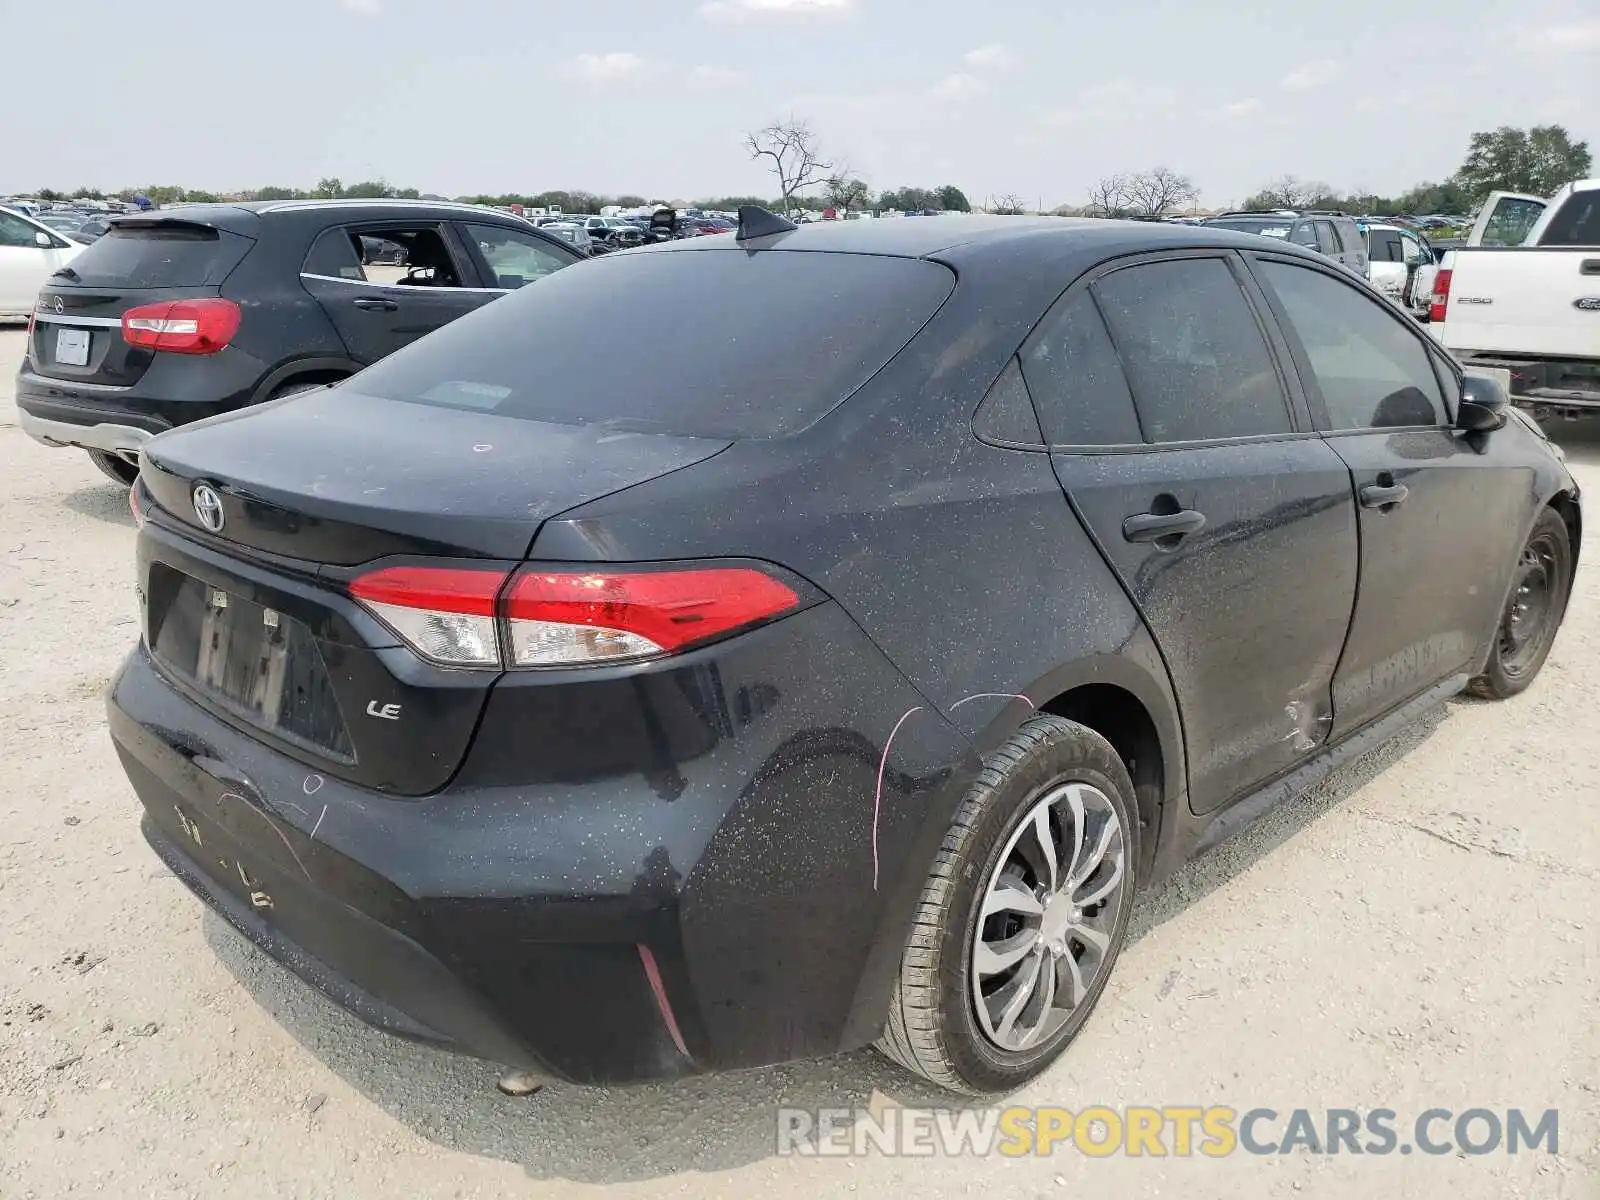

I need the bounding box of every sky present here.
[8,0,1598,208]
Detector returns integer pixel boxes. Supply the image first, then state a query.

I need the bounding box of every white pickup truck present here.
[1432,180,1600,416]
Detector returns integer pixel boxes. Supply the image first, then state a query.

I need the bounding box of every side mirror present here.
[35,231,53,248]
[1457,373,1509,432]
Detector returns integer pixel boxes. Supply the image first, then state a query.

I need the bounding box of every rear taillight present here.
[129,480,145,527]
[348,563,801,670]
[1429,268,1452,323]
[122,298,241,355]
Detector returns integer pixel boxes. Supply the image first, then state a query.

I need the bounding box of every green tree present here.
[313,177,344,199]
[936,184,971,212]
[184,189,220,203]
[1454,125,1591,203]
[72,187,106,200]
[342,179,395,199]
[37,188,62,201]
[252,186,299,201]
[823,175,872,214]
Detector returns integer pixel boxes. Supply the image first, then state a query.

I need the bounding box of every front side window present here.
[464,224,574,289]
[1019,291,1142,445]
[1093,257,1292,443]
[0,211,39,247]
[1368,230,1403,263]
[1258,259,1447,429]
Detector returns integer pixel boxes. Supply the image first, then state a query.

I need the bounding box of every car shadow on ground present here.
[60,483,134,528]
[202,702,1448,1184]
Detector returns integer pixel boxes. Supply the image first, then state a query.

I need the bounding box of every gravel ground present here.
[0,326,1595,1198]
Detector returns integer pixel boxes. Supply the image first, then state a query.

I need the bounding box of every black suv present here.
[16,200,583,485]
[1201,210,1369,278]
[110,214,1578,1095]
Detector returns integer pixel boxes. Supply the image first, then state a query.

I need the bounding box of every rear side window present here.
[1539,192,1600,246]
[1093,258,1292,443]
[1020,291,1141,445]
[303,229,365,279]
[58,223,251,287]
[349,250,954,439]
[1313,222,1339,254]
[973,358,1044,444]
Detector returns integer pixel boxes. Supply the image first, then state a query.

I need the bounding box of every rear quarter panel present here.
[1439,248,1600,359]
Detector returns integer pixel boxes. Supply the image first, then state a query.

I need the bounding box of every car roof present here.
[645,214,1294,260]
[107,197,530,237]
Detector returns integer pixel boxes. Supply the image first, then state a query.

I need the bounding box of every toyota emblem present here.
[53,297,64,314]
[192,485,225,533]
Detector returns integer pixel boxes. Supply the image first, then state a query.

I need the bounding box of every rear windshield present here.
[56,223,252,288]
[1206,218,1291,239]
[1539,192,1600,246]
[349,249,956,438]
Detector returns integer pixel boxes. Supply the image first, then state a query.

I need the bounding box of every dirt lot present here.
[0,326,1595,1199]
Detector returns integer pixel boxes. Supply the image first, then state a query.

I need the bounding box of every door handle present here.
[1122,509,1206,543]
[352,297,398,311]
[1360,482,1409,509]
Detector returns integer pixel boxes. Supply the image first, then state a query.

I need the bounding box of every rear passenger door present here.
[1027,252,1360,814]
[1247,254,1537,735]
[299,223,493,365]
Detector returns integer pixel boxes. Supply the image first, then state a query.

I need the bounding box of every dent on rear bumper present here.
[107,601,980,1082]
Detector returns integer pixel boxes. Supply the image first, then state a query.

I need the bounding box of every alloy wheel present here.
[971,781,1130,1053]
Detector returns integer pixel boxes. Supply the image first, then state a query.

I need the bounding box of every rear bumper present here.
[1453,355,1600,411]
[16,404,158,461]
[107,604,978,1083]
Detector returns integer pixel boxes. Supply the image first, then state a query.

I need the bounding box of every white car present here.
[1363,223,1438,320]
[0,206,88,320]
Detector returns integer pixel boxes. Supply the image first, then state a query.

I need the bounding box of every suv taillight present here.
[349,563,801,670]
[122,298,240,355]
[1429,268,1452,323]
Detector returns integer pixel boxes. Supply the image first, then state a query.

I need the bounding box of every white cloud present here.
[1043,78,1179,126]
[698,0,853,22]
[963,44,1013,71]
[687,65,752,89]
[1279,59,1340,90]
[562,52,648,83]
[1219,98,1260,117]
[931,73,987,101]
[337,0,380,13]
[1517,21,1600,51]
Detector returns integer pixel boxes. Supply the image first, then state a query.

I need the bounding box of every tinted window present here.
[1313,222,1339,253]
[1540,191,1600,246]
[973,358,1044,445]
[1258,260,1447,429]
[350,250,954,439]
[1369,230,1403,263]
[1290,222,1318,247]
[59,224,251,287]
[464,223,573,289]
[303,228,365,279]
[1020,291,1141,445]
[1094,258,1291,442]
[1205,218,1292,239]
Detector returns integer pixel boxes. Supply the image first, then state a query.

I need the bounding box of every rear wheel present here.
[876,715,1137,1094]
[87,449,140,488]
[1468,507,1572,699]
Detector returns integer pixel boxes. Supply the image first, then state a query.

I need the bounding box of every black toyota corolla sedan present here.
[108,211,1579,1095]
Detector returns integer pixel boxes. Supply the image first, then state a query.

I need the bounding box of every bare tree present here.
[990,193,1026,215]
[1085,174,1131,217]
[1243,174,1334,210]
[1122,167,1198,218]
[746,120,833,215]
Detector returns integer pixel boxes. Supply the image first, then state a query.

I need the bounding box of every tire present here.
[1467,507,1573,699]
[876,714,1139,1095]
[87,449,139,488]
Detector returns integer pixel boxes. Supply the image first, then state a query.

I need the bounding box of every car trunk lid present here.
[138,384,735,562]
[28,213,256,388]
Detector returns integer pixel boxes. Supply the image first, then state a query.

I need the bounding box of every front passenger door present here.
[1030,255,1360,813]
[1250,255,1537,735]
